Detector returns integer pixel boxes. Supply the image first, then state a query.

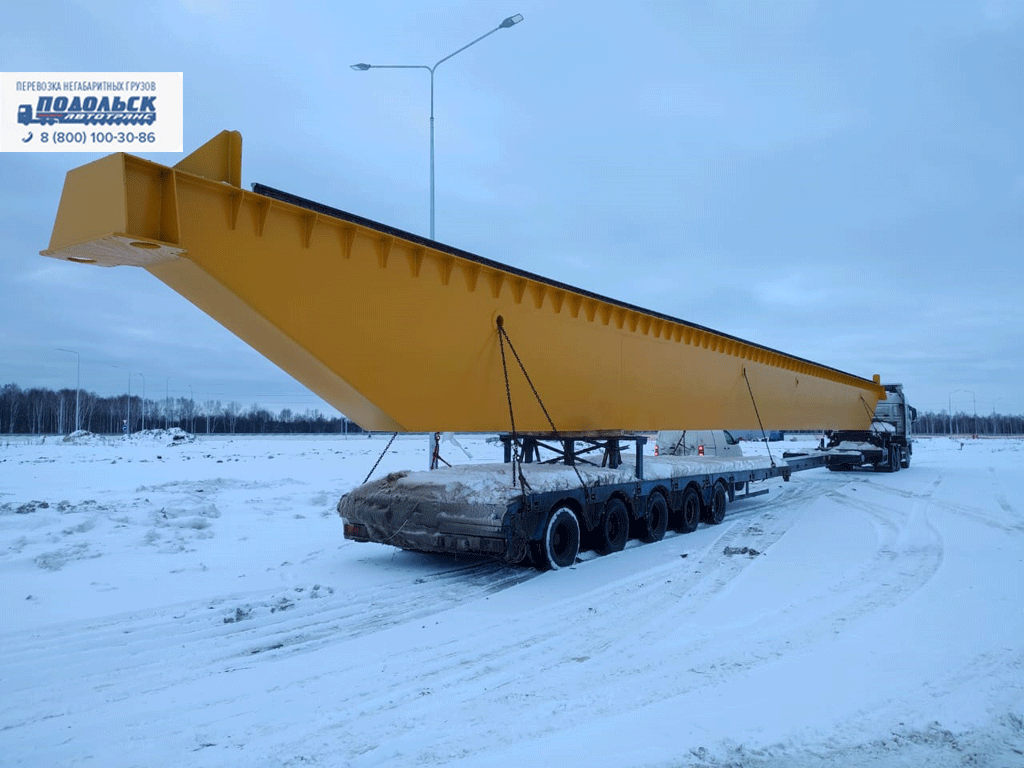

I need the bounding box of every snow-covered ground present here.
[1,432,1022,767]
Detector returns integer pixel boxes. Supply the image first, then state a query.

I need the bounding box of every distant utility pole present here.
[135,372,146,431]
[55,348,81,432]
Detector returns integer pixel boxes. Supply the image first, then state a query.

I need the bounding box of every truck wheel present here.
[886,445,900,473]
[594,497,629,555]
[892,446,902,472]
[638,492,669,543]
[900,448,911,469]
[530,507,580,571]
[702,483,728,525]
[674,486,701,533]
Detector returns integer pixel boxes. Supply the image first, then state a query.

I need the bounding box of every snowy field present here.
[1,431,1022,767]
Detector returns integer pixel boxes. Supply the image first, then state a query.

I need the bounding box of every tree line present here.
[0,384,364,435]
[2,383,1020,436]
[909,409,1023,437]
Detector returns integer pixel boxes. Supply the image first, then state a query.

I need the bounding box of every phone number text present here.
[42,131,158,144]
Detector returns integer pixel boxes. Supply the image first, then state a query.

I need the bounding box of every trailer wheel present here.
[638,492,669,543]
[702,483,728,525]
[594,497,630,555]
[530,507,580,571]
[674,486,701,534]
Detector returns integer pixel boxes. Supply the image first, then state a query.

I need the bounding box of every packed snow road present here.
[1,432,1022,767]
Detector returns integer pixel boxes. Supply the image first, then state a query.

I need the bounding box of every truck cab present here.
[655,429,743,459]
[824,383,916,471]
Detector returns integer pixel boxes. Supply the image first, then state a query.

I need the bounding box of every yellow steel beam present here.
[42,131,885,432]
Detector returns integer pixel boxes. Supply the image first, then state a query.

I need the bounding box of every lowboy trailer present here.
[339,433,866,570]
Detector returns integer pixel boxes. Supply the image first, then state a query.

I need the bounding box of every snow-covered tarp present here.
[348,453,779,509]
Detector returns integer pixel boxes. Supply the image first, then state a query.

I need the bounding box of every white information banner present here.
[0,72,183,153]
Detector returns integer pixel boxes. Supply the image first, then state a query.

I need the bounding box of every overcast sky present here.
[1,0,1021,422]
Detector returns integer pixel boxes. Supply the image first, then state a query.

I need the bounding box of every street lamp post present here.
[992,397,1005,436]
[949,389,975,437]
[351,13,524,241]
[107,364,132,435]
[55,348,80,432]
[135,372,146,432]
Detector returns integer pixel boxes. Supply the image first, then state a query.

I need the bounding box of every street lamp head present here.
[350,63,371,71]
[499,14,524,28]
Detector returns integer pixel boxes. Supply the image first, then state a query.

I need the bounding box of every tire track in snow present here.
[263,476,857,765]
[35,477,831,766]
[324,470,953,765]
[811,474,945,631]
[0,460,988,767]
[0,559,535,736]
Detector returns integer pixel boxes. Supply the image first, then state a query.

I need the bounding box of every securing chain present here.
[498,322,528,490]
[859,396,880,432]
[430,432,452,470]
[362,431,399,485]
[497,318,587,493]
[742,368,775,467]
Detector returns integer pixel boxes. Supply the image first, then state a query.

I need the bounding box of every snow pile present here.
[129,427,196,445]
[61,427,196,446]
[61,429,106,445]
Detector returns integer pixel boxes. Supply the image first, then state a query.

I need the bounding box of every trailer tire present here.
[530,507,580,571]
[702,482,728,525]
[594,497,630,555]
[638,492,669,543]
[674,486,701,534]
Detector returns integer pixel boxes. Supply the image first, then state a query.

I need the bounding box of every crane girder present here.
[42,131,884,433]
